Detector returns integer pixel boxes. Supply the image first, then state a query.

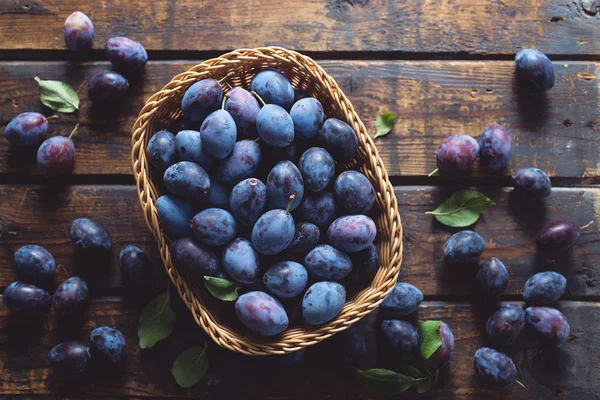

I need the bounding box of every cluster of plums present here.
[2,217,155,375]
[147,67,382,335]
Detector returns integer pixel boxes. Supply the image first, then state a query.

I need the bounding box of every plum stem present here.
[434,369,439,384]
[221,95,227,110]
[580,220,594,230]
[76,80,87,95]
[68,123,79,139]
[428,168,439,177]
[285,194,296,215]
[44,115,59,122]
[515,380,526,389]
[254,137,261,143]
[251,91,267,107]
[218,72,233,84]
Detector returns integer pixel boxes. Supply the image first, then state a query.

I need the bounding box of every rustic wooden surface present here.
[0,0,599,399]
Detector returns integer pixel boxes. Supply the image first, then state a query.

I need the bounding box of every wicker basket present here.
[131,47,403,355]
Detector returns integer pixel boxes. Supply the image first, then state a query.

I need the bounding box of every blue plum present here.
[171,237,219,281]
[298,147,335,192]
[286,222,320,255]
[380,282,423,318]
[327,215,376,252]
[290,97,325,140]
[13,245,56,283]
[2,281,51,313]
[476,258,509,298]
[536,220,579,251]
[443,230,485,265]
[318,118,358,163]
[267,161,304,210]
[235,291,289,335]
[182,79,224,122]
[304,244,352,280]
[202,178,230,209]
[164,161,210,200]
[256,104,294,147]
[302,281,346,325]
[263,261,308,298]
[105,37,148,73]
[5,112,48,147]
[222,238,260,284]
[147,130,177,170]
[119,246,154,291]
[225,87,260,138]
[486,304,525,348]
[52,276,90,318]
[479,124,514,171]
[275,349,305,365]
[473,347,517,387]
[250,69,295,110]
[190,208,237,246]
[175,130,216,170]
[380,320,419,361]
[525,307,570,347]
[347,243,380,285]
[70,218,112,251]
[515,49,555,90]
[216,139,261,184]
[435,134,479,174]
[63,11,94,51]
[48,341,91,375]
[251,208,295,255]
[334,170,375,213]
[230,178,267,226]
[89,326,126,364]
[512,168,551,198]
[298,191,338,228]
[428,321,455,369]
[155,195,194,238]
[200,109,237,159]
[37,136,75,177]
[523,271,567,305]
[87,70,129,104]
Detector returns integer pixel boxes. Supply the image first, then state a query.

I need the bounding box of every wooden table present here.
[0,1,599,399]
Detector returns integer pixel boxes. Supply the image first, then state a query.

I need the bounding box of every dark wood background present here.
[0,1,599,399]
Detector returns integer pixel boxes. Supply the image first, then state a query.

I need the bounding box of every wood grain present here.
[0,60,598,180]
[0,297,597,399]
[0,0,599,56]
[0,185,597,301]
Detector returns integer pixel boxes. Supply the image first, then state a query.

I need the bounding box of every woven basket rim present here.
[131,46,403,355]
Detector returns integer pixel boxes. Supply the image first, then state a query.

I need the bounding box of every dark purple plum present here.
[536,220,579,251]
[182,79,224,122]
[225,87,260,139]
[265,142,300,166]
[235,291,289,335]
[170,237,219,281]
[275,349,305,365]
[63,11,94,51]
[105,37,148,73]
[263,261,308,298]
[267,161,304,211]
[119,246,154,291]
[327,215,376,252]
[87,70,129,104]
[250,69,295,110]
[435,134,479,174]
[290,97,325,140]
[428,321,455,369]
[70,218,112,251]
[37,136,75,177]
[347,244,380,285]
[486,304,525,348]
[444,230,485,265]
[190,208,237,246]
[333,170,375,213]
[286,222,320,255]
[318,118,358,163]
[202,178,230,209]
[89,326,126,364]
[380,320,419,361]
[479,124,514,171]
[200,110,237,159]
[52,276,90,318]
[473,347,517,387]
[299,191,338,228]
[251,208,295,255]
[175,130,215,170]
[256,104,294,147]
[515,49,555,90]
[147,130,177,170]
[222,238,260,284]
[512,168,551,198]
[341,325,367,364]
[304,244,352,280]
[163,161,210,200]
[525,307,570,347]
[380,282,423,318]
[2,281,51,313]
[302,281,346,325]
[156,195,194,238]
[5,112,49,147]
[217,140,261,184]
[298,147,335,192]
[230,178,267,226]
[476,258,509,298]
[13,245,56,282]
[523,271,566,305]
[48,341,91,375]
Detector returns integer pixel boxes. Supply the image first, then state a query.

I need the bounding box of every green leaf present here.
[354,368,427,394]
[415,377,432,394]
[418,320,443,360]
[203,276,242,302]
[425,189,495,227]
[171,344,209,388]
[138,292,176,349]
[34,77,80,113]
[373,112,396,139]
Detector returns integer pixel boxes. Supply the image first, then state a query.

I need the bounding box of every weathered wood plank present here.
[0,60,598,179]
[0,0,599,55]
[0,298,597,399]
[0,185,598,301]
